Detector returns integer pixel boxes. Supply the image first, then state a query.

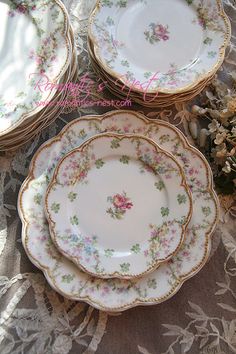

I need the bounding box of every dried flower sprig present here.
[189,76,236,195]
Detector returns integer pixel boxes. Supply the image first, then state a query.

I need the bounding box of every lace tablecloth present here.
[0,1,236,353]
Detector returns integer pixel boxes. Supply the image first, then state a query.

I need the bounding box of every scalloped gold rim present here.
[18,110,219,312]
[88,0,231,95]
[44,132,193,280]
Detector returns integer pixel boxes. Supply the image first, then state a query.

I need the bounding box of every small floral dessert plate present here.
[0,0,70,136]
[18,111,219,311]
[89,0,230,93]
[45,133,192,279]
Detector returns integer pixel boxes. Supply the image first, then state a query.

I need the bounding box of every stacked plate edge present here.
[87,0,231,107]
[0,0,78,151]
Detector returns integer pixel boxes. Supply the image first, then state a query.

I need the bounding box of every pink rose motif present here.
[43,38,51,46]
[154,24,169,41]
[79,170,87,179]
[106,192,133,220]
[145,22,170,45]
[36,56,43,65]
[151,229,159,239]
[17,4,27,13]
[8,11,15,17]
[29,49,34,60]
[113,194,133,210]
[198,18,206,29]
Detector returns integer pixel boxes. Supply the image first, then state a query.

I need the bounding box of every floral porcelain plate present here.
[89,0,230,94]
[45,133,192,279]
[87,36,216,108]
[18,110,219,311]
[0,0,70,136]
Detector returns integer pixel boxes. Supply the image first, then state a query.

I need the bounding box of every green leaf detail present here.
[177,194,187,204]
[78,129,87,138]
[116,0,127,7]
[147,278,157,289]
[161,207,169,217]
[95,159,105,169]
[121,60,129,67]
[110,139,120,149]
[68,192,77,202]
[106,16,114,26]
[207,51,217,59]
[203,37,213,45]
[34,193,42,205]
[61,274,75,283]
[155,181,165,191]
[104,249,115,257]
[120,263,130,272]
[144,71,152,79]
[202,206,211,217]
[120,155,130,164]
[17,91,26,98]
[180,216,187,225]
[106,207,124,220]
[131,244,141,254]
[51,202,60,214]
[101,0,113,7]
[159,134,170,144]
[70,215,79,226]
[125,71,135,81]
[45,175,50,185]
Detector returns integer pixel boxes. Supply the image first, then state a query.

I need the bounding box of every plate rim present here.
[88,0,231,94]
[44,132,193,279]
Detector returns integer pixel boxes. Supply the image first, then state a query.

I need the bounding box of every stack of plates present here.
[0,0,78,151]
[18,110,219,312]
[88,0,230,107]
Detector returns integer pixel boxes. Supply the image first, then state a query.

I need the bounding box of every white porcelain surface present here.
[45,134,192,279]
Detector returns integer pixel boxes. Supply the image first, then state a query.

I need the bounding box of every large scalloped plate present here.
[0,0,71,136]
[18,110,219,311]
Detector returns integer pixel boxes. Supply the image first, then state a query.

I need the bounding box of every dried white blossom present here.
[189,120,198,139]
[214,131,227,145]
[222,161,232,173]
[191,105,207,115]
[199,128,209,147]
[230,117,236,125]
[208,119,220,133]
[231,126,236,135]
